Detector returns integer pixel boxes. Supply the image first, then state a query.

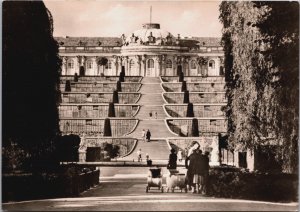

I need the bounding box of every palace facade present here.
[56,23,224,77]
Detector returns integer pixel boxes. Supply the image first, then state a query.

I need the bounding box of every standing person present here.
[137,148,142,162]
[202,151,210,195]
[185,142,200,191]
[146,153,149,161]
[177,149,183,162]
[167,149,177,170]
[149,112,152,118]
[154,111,158,119]
[146,129,151,142]
[192,148,204,194]
[141,129,146,142]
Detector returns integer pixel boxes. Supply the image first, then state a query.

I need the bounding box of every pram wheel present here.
[146,186,149,193]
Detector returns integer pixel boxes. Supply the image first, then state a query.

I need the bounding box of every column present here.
[78,135,87,162]
[154,55,161,77]
[135,55,141,76]
[117,56,122,75]
[141,55,146,76]
[91,57,97,76]
[76,56,81,74]
[113,55,118,76]
[61,56,67,75]
[173,55,177,76]
[247,149,255,171]
[161,54,166,76]
[125,56,129,76]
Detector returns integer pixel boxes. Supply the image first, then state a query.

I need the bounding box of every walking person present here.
[137,148,142,162]
[154,111,158,119]
[167,149,177,170]
[185,143,200,193]
[141,129,146,142]
[146,129,151,142]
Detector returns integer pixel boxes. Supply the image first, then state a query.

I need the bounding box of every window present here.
[67,59,74,69]
[105,61,112,69]
[147,59,154,68]
[209,60,215,69]
[166,59,172,68]
[190,60,197,69]
[87,60,93,69]
[130,60,135,70]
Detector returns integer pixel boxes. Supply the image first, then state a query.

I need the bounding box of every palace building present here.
[56,23,224,78]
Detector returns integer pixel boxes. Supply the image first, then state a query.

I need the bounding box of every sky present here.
[44,0,223,38]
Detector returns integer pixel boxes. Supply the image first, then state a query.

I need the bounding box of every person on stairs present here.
[141,129,146,142]
[167,148,177,170]
[137,149,142,162]
[146,129,151,142]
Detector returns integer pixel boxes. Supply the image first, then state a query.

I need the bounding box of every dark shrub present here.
[179,71,184,82]
[183,90,189,103]
[108,102,116,117]
[177,65,182,76]
[190,118,199,136]
[103,118,112,136]
[116,80,122,92]
[104,143,120,158]
[65,80,71,92]
[112,90,119,103]
[181,81,187,92]
[79,66,85,76]
[186,103,194,117]
[56,135,80,162]
[74,73,79,82]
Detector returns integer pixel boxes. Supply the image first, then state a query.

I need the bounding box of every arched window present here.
[208,60,215,69]
[105,61,112,69]
[130,60,135,70]
[67,59,74,69]
[190,60,197,69]
[147,59,154,68]
[166,59,172,68]
[86,60,93,69]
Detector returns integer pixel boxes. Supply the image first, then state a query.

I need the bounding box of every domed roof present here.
[123,23,176,46]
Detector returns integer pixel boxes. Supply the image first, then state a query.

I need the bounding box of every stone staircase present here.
[123,77,176,161]
[121,139,170,161]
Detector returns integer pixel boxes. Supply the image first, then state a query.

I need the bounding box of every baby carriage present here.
[146,167,163,193]
[165,168,187,193]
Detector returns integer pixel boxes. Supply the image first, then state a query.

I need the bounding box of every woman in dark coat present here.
[167,149,177,170]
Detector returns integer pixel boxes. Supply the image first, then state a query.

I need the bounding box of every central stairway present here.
[122,77,176,161]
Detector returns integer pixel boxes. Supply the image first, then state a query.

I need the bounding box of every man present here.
[141,129,146,142]
[146,129,151,142]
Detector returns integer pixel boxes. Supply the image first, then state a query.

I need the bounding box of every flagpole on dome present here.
[150,6,152,25]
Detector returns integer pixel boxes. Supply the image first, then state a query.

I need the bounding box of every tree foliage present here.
[3,1,61,169]
[219,1,299,173]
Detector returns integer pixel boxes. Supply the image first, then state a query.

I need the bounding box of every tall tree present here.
[3,1,61,169]
[219,1,298,173]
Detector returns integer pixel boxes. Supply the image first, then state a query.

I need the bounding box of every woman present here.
[167,149,177,170]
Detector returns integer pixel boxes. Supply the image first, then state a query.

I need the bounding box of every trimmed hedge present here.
[2,164,100,202]
[207,167,298,202]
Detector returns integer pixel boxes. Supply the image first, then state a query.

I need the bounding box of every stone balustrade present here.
[161,76,225,83]
[60,82,141,92]
[59,104,140,118]
[61,92,141,104]
[162,82,225,92]
[60,76,142,83]
[163,92,227,104]
[59,118,138,136]
[166,118,227,136]
[164,104,226,118]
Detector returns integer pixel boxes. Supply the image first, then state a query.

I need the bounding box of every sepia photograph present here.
[2,0,299,211]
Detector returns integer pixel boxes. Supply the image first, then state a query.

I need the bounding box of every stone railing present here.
[166,118,227,136]
[161,76,225,83]
[60,76,142,83]
[60,92,141,104]
[161,82,225,92]
[164,104,226,118]
[81,137,137,158]
[60,82,141,92]
[59,104,140,118]
[163,92,227,104]
[59,118,138,137]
